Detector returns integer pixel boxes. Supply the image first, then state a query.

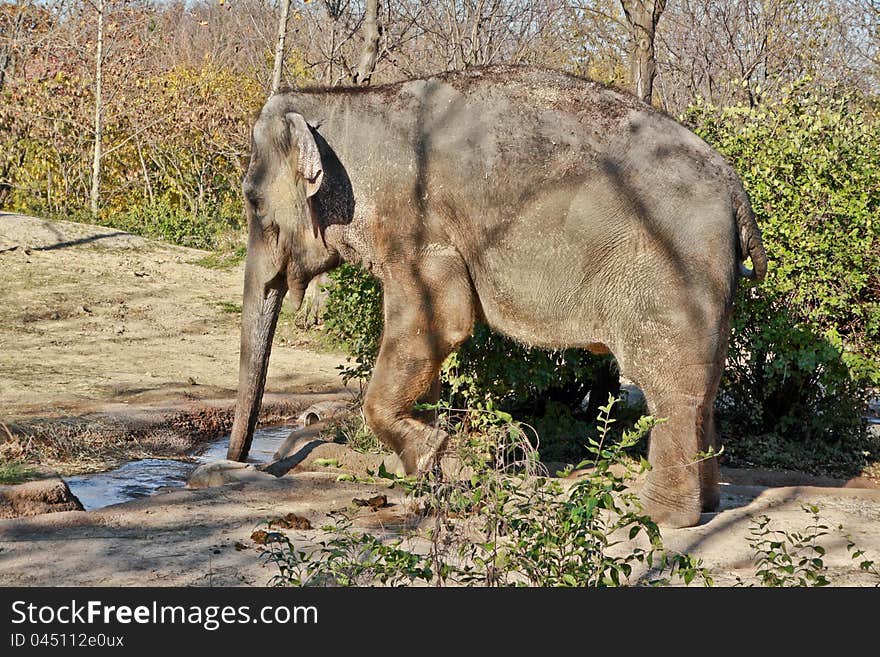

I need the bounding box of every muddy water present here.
[65,425,296,510]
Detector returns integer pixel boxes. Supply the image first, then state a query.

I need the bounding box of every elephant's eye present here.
[247,194,265,218]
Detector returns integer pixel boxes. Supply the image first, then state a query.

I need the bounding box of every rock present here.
[260,448,322,478]
[619,382,647,409]
[186,459,277,489]
[380,454,407,477]
[0,478,84,519]
[258,422,335,477]
[376,453,466,480]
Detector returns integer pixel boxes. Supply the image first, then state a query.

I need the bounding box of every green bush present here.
[443,324,611,419]
[324,264,385,384]
[95,198,239,250]
[687,83,879,475]
[738,503,880,587]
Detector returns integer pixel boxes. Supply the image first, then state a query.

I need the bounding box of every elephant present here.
[226,65,767,529]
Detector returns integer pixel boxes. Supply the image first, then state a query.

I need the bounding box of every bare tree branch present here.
[351,0,380,84]
[271,0,292,93]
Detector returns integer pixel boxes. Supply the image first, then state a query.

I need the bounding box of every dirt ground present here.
[1,212,879,587]
[0,455,878,587]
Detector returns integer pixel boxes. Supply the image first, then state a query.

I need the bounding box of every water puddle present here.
[65,425,295,511]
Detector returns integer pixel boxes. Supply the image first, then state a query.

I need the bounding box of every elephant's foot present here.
[397,428,450,477]
[640,477,702,529]
[383,450,468,481]
[641,495,702,529]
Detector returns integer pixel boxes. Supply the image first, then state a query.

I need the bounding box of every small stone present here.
[285,513,312,529]
[187,459,276,489]
[187,377,197,385]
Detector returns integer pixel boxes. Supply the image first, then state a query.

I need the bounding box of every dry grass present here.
[0,400,306,476]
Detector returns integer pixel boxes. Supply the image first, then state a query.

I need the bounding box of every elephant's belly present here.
[471,258,616,351]
[469,233,688,354]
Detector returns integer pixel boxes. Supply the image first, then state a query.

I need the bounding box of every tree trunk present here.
[0,42,10,92]
[89,0,104,216]
[0,1,30,92]
[270,0,292,94]
[0,46,9,93]
[620,0,666,104]
[351,0,380,85]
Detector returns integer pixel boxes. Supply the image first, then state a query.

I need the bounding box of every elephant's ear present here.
[286,112,324,198]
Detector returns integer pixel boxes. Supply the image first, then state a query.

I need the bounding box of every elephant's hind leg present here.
[363,259,475,475]
[623,353,725,528]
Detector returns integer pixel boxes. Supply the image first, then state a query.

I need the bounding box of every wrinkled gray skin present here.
[227,66,767,528]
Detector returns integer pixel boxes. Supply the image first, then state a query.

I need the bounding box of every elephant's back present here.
[362,67,738,213]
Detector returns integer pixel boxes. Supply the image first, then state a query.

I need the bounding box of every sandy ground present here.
[0,212,348,422]
[0,212,878,587]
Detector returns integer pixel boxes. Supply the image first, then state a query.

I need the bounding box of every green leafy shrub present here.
[740,504,832,587]
[687,84,879,475]
[0,460,39,485]
[739,503,880,587]
[443,324,613,419]
[95,198,235,250]
[323,264,385,384]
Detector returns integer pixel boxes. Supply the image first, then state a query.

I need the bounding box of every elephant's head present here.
[227,106,345,461]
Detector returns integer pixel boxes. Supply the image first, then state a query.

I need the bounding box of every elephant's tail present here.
[733,186,767,281]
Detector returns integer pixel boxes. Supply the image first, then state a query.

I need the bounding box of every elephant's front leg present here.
[363,260,474,475]
[364,343,449,474]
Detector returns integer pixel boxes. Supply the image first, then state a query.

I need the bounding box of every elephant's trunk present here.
[227,275,304,462]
